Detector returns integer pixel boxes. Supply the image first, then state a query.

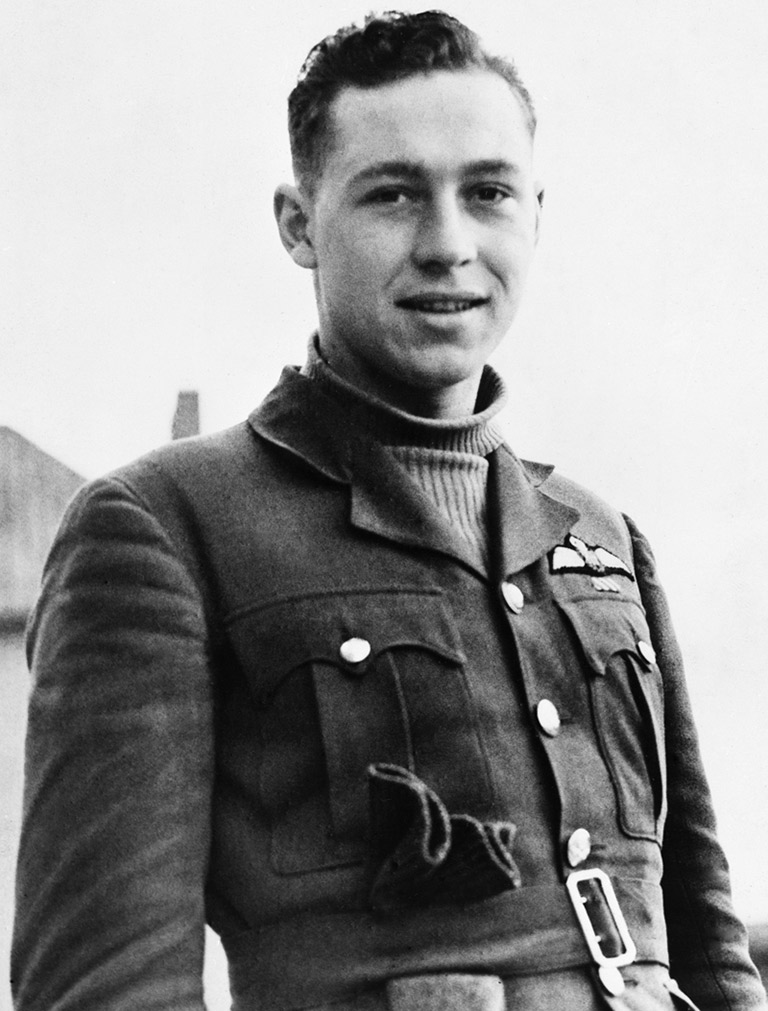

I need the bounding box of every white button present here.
[566,828,592,867]
[536,699,561,737]
[339,637,371,664]
[637,640,657,667]
[501,580,524,614]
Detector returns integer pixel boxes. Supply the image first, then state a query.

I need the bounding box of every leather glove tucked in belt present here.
[367,763,521,912]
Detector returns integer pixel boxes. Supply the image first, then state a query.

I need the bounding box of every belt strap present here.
[288,965,692,1011]
[224,878,668,1011]
[387,975,504,1011]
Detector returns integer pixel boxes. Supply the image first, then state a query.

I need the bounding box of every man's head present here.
[275,12,543,418]
[288,10,536,195]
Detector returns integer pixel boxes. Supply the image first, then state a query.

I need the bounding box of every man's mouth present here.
[396,294,488,314]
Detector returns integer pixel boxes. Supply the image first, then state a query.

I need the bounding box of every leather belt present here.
[298,965,697,1011]
[225,877,669,1011]
[387,974,504,1011]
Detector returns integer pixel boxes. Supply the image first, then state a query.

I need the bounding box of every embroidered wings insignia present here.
[550,534,634,581]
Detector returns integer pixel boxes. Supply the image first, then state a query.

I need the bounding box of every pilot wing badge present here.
[550,534,634,593]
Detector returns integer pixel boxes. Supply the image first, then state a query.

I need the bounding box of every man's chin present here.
[396,343,487,388]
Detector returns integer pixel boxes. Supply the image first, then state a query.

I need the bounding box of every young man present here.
[12,11,767,1011]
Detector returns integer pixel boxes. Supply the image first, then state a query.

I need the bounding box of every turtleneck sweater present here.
[302,339,508,571]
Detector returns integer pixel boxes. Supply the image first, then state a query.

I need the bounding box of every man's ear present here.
[534,183,545,243]
[274,184,318,269]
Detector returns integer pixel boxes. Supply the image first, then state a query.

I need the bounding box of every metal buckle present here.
[565,868,637,968]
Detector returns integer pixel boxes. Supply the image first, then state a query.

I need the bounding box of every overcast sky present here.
[3,0,768,948]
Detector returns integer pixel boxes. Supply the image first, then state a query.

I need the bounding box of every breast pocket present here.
[227,588,492,875]
[558,597,667,842]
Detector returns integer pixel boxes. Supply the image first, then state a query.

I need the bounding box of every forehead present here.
[322,70,534,184]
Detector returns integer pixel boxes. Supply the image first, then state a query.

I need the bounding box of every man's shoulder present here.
[101,421,256,499]
[59,421,263,533]
[64,366,340,537]
[120,421,256,479]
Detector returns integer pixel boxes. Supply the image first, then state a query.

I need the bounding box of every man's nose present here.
[412,198,478,271]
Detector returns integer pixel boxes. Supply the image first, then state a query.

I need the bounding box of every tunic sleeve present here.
[625,514,766,1011]
[12,476,215,1010]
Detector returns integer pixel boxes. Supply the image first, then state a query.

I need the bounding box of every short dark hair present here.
[288,10,536,192]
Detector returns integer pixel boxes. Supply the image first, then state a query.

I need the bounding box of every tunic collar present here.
[248,365,578,579]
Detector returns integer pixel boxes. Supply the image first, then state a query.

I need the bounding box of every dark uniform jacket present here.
[12,366,767,1011]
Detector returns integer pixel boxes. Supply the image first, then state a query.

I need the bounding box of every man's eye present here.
[366,188,410,205]
[473,185,512,204]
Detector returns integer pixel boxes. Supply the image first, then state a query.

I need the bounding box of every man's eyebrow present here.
[350,161,427,184]
[464,159,523,177]
[350,159,523,185]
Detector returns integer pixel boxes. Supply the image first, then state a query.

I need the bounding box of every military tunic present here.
[12,366,766,1010]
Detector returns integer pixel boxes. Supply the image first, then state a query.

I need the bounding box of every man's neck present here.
[316,342,484,419]
[369,375,484,420]
[302,335,507,456]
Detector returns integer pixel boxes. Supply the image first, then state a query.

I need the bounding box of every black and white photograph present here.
[3,3,768,1009]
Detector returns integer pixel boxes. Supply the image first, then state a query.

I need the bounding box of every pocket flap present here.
[557,598,655,677]
[227,587,466,700]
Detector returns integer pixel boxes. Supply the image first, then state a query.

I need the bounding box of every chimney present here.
[172,391,200,440]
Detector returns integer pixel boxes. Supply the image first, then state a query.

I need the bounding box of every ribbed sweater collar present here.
[302,337,507,457]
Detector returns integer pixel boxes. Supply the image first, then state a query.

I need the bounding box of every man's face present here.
[284,69,542,416]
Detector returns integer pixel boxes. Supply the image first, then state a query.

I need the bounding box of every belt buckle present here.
[565,868,637,969]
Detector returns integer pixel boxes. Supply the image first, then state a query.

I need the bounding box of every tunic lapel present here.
[489,446,580,578]
[348,439,488,577]
[251,369,487,575]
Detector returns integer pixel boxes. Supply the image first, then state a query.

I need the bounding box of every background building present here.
[0,426,84,623]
